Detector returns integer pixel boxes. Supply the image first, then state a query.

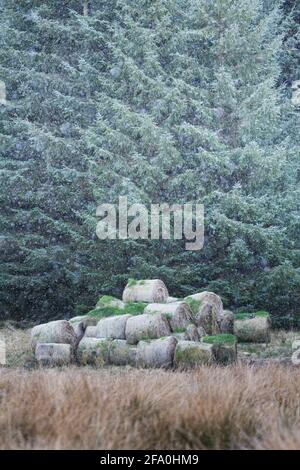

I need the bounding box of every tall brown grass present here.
[1,364,300,450]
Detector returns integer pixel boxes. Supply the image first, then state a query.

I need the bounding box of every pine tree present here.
[280,0,300,86]
[87,0,299,325]
[0,0,113,321]
[0,0,298,326]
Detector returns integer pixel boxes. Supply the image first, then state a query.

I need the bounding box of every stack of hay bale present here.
[31,278,271,369]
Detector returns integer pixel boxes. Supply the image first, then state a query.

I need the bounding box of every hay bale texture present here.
[196,303,220,335]
[109,340,137,366]
[35,343,71,366]
[186,291,223,315]
[174,341,214,369]
[202,334,237,365]
[69,315,98,342]
[84,326,97,338]
[136,336,177,369]
[184,324,201,342]
[185,291,223,335]
[218,310,234,334]
[144,301,193,331]
[31,320,77,352]
[77,337,111,366]
[125,313,171,345]
[122,279,169,303]
[96,295,125,310]
[96,314,131,339]
[234,313,271,343]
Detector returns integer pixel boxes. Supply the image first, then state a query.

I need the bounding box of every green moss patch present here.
[203,334,236,345]
[175,344,212,367]
[96,295,119,307]
[184,296,202,315]
[254,311,270,318]
[127,278,145,287]
[235,311,270,321]
[173,327,186,334]
[87,302,146,320]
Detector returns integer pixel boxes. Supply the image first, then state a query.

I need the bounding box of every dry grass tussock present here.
[0,324,32,368]
[1,364,300,450]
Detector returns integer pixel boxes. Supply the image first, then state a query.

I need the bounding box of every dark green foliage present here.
[279,0,300,86]
[0,0,299,328]
[0,0,116,321]
[184,297,202,316]
[203,334,236,345]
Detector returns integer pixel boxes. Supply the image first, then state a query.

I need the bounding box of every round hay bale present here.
[77,337,111,366]
[144,301,193,332]
[96,314,131,339]
[84,326,97,338]
[125,313,171,345]
[110,340,137,366]
[184,324,200,342]
[185,292,222,335]
[136,336,177,369]
[185,291,223,316]
[122,279,169,303]
[234,313,271,343]
[218,310,234,334]
[31,320,77,352]
[195,303,220,335]
[202,334,237,365]
[174,341,214,369]
[35,343,71,367]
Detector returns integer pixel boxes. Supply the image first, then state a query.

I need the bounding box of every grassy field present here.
[1,326,300,450]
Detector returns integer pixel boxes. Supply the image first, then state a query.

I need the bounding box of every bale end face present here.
[77,337,111,367]
[202,334,237,365]
[174,341,214,369]
[144,301,193,332]
[122,279,169,303]
[234,313,271,343]
[110,340,137,366]
[96,314,131,340]
[125,313,171,345]
[136,336,178,369]
[35,343,71,367]
[31,320,77,352]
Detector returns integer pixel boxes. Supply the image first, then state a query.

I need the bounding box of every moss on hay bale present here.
[202,334,236,345]
[122,279,169,303]
[144,301,193,332]
[87,302,146,321]
[202,334,237,365]
[234,312,271,343]
[96,295,125,309]
[174,341,214,369]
